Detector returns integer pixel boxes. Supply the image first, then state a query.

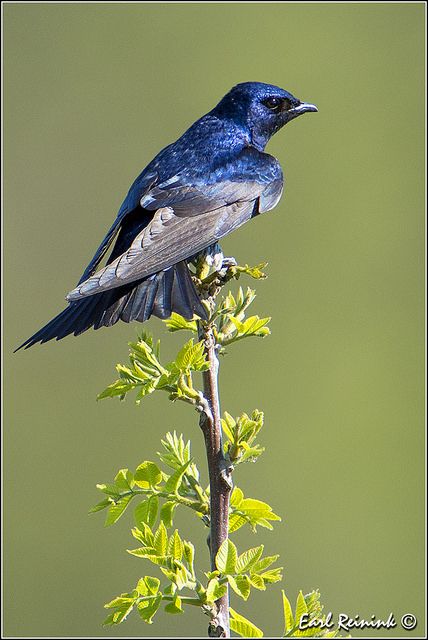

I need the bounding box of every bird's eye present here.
[262,96,292,113]
[263,97,282,112]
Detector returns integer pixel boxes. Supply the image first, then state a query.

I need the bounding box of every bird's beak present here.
[288,102,318,117]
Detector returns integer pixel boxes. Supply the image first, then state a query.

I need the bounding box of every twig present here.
[195,252,234,638]
[198,321,233,637]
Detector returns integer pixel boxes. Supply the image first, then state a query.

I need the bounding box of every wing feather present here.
[67,150,283,301]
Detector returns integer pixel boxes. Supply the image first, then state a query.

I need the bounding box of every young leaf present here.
[206,578,228,604]
[160,501,177,528]
[183,541,195,577]
[175,339,209,371]
[230,486,244,507]
[228,513,248,533]
[249,574,266,591]
[228,574,251,601]
[164,595,183,614]
[134,461,162,489]
[164,313,198,333]
[96,482,122,498]
[153,522,168,556]
[250,555,279,575]
[215,539,237,575]
[132,522,154,546]
[163,459,193,494]
[282,590,294,635]
[295,590,309,626]
[259,568,282,584]
[134,496,159,529]
[167,529,183,561]
[103,597,135,626]
[137,593,162,624]
[89,498,111,514]
[105,495,133,527]
[236,545,264,574]
[229,607,263,638]
[98,379,137,401]
[114,468,135,490]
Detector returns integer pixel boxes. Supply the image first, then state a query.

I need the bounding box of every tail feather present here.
[134,276,159,323]
[15,261,207,351]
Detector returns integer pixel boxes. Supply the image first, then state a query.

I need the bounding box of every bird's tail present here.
[15,261,207,351]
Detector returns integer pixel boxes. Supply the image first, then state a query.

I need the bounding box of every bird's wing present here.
[67,156,283,301]
[76,171,158,285]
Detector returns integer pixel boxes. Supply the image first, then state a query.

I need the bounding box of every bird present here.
[16,81,317,350]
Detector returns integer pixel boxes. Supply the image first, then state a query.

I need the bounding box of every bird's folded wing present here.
[67,162,283,301]
[76,171,158,285]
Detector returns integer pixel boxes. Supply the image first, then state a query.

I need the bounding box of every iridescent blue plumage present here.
[17,82,317,350]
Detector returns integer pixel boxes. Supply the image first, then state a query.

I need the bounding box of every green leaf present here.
[175,339,209,371]
[114,468,134,490]
[221,412,236,441]
[228,574,251,601]
[104,593,135,608]
[163,459,193,494]
[183,541,195,576]
[89,498,111,514]
[295,590,308,625]
[134,461,162,489]
[259,568,283,584]
[240,498,281,521]
[229,607,263,638]
[96,483,121,498]
[153,522,168,555]
[249,574,266,590]
[215,539,237,575]
[132,522,154,546]
[236,262,268,280]
[160,501,177,528]
[103,598,135,626]
[143,576,161,595]
[236,545,264,574]
[228,513,247,533]
[250,555,279,575]
[134,496,159,528]
[282,590,294,635]
[167,529,183,561]
[137,594,162,624]
[206,578,228,604]
[98,379,137,400]
[164,313,198,333]
[164,595,183,614]
[230,486,244,507]
[104,495,133,527]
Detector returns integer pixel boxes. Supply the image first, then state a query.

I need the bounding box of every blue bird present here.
[17,82,317,350]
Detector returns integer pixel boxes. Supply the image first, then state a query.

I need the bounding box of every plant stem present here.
[198,321,233,638]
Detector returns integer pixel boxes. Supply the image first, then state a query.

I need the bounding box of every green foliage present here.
[230,607,264,638]
[229,487,281,532]
[93,262,342,637]
[214,539,282,598]
[91,428,280,535]
[98,271,270,406]
[282,590,345,638]
[214,286,271,350]
[222,409,265,464]
[98,333,208,406]
[91,432,209,529]
[92,423,284,630]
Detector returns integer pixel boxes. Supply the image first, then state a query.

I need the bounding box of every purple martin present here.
[17,82,317,350]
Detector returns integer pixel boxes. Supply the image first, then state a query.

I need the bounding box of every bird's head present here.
[212,81,317,150]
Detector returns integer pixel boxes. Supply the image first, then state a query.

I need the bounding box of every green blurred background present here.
[4,3,425,638]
